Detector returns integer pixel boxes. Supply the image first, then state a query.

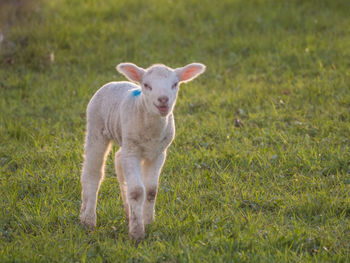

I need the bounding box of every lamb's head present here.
[117,63,206,117]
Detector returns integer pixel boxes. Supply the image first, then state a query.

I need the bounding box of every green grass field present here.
[1,0,350,262]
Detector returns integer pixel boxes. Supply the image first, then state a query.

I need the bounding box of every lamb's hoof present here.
[129,226,145,242]
[80,213,96,230]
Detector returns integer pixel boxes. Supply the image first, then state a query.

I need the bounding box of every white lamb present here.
[80,62,206,240]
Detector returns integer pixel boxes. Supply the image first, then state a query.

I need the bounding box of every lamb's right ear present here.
[116,63,146,83]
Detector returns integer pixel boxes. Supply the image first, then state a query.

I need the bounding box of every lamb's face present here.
[117,62,206,117]
[141,66,179,117]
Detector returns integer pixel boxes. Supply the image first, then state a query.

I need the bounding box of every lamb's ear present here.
[116,63,146,83]
[175,63,206,83]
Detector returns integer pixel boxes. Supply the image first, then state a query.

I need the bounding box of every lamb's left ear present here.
[175,63,206,83]
[116,63,146,83]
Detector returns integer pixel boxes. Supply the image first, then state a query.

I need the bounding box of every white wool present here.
[80,62,206,240]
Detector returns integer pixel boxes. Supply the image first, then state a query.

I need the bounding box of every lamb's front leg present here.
[142,152,166,226]
[120,152,145,241]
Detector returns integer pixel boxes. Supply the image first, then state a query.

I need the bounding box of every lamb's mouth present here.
[154,103,169,115]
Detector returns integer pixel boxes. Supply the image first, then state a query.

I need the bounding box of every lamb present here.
[80,62,206,241]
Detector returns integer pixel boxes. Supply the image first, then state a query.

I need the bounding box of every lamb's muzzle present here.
[80,62,206,240]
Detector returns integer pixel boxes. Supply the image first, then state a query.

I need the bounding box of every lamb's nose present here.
[158,96,169,104]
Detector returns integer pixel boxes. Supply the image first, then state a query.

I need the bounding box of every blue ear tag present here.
[132,89,141,97]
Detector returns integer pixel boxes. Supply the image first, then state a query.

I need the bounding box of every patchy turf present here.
[1,0,349,262]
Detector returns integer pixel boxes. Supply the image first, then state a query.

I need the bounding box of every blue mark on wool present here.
[132,89,141,97]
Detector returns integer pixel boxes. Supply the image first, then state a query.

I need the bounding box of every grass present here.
[1,0,350,262]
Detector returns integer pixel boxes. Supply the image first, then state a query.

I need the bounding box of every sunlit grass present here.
[1,0,349,262]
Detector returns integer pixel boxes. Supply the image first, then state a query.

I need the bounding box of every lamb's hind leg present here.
[80,132,111,229]
[115,148,129,221]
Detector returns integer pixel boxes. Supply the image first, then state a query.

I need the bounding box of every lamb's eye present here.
[144,83,152,91]
[172,82,178,89]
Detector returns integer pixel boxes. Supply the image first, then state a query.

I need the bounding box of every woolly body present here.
[87,81,175,159]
